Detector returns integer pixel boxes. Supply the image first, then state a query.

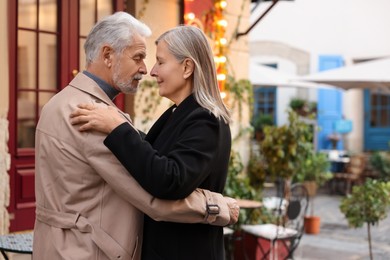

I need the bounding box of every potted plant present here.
[340,179,390,260]
[369,148,390,181]
[293,151,332,234]
[289,98,308,117]
[294,151,332,195]
[259,109,314,188]
[251,114,274,141]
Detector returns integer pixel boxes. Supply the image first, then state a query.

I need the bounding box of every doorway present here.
[8,0,125,232]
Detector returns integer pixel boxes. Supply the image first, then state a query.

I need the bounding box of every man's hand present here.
[225,197,240,225]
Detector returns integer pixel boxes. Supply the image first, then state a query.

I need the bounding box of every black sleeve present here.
[103,115,220,200]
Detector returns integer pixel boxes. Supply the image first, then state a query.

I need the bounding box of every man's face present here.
[112,33,147,94]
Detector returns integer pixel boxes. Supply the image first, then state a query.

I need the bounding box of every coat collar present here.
[146,94,200,143]
[68,73,117,107]
[68,73,133,125]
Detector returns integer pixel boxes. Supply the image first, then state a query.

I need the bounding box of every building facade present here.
[249,0,390,152]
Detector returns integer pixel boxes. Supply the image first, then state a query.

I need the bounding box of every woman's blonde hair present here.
[156,25,231,124]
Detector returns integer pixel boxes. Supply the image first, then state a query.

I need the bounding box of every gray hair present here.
[156,26,231,124]
[84,12,151,65]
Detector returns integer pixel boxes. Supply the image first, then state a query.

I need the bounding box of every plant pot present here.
[303,181,318,197]
[304,216,321,234]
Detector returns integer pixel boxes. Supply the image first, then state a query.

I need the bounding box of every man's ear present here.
[183,58,195,79]
[102,45,114,68]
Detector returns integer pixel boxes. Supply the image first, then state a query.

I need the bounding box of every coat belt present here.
[36,205,134,260]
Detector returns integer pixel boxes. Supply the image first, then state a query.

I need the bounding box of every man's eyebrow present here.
[133,52,146,59]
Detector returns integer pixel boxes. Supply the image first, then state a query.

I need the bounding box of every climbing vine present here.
[134,79,165,131]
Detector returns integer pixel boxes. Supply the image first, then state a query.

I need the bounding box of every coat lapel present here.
[146,95,200,144]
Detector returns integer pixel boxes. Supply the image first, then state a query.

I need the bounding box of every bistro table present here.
[236,198,263,209]
[0,232,33,260]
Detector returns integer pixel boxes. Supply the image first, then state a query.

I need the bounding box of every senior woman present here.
[71,25,232,260]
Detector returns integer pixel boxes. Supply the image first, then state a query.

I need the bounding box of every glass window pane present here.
[39,33,57,89]
[39,0,57,32]
[97,0,113,20]
[18,31,37,90]
[380,94,389,106]
[380,108,388,127]
[17,92,36,148]
[370,110,377,127]
[18,0,37,29]
[79,38,87,71]
[80,0,96,36]
[371,94,377,106]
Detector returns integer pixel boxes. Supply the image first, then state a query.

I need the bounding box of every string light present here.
[213,0,228,96]
[183,0,228,97]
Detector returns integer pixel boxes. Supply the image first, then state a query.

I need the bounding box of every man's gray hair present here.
[84,12,151,65]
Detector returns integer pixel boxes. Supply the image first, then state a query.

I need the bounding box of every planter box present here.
[229,231,289,260]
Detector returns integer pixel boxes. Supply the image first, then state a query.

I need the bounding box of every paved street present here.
[4,189,390,260]
[295,191,390,260]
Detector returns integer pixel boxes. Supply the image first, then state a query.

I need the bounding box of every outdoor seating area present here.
[223,183,310,260]
[325,150,383,195]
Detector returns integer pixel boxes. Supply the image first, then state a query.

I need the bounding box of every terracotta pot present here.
[304,216,321,234]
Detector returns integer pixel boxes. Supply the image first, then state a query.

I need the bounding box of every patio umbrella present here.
[250,62,326,89]
[298,57,390,92]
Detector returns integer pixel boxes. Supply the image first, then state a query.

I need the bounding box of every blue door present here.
[317,55,344,150]
[364,90,390,150]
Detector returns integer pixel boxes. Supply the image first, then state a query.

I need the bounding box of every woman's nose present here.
[150,65,157,77]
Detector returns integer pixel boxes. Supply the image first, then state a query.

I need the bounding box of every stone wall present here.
[0,0,10,235]
[0,116,10,235]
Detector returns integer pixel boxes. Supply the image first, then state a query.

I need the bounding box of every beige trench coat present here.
[33,73,230,260]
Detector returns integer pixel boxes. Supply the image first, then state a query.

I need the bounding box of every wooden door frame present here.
[7,0,128,232]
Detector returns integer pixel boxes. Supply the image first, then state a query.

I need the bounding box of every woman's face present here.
[150,40,192,105]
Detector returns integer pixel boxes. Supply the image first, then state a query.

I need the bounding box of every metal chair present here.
[331,154,366,195]
[241,183,309,260]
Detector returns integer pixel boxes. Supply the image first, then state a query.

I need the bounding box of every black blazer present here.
[104,95,231,259]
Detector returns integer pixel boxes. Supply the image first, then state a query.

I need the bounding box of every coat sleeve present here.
[104,112,222,199]
[82,130,231,226]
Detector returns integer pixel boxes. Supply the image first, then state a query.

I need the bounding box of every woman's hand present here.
[70,103,126,134]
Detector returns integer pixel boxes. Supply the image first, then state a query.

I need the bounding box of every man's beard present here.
[113,63,142,94]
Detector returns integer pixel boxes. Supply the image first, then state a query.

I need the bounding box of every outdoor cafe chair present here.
[241,183,309,260]
[331,154,366,195]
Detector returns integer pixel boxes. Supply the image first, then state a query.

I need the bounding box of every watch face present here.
[207,204,220,214]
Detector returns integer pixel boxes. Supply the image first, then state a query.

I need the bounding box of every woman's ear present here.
[102,45,114,68]
[183,58,195,79]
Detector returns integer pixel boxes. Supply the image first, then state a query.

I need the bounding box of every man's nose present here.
[140,62,147,75]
